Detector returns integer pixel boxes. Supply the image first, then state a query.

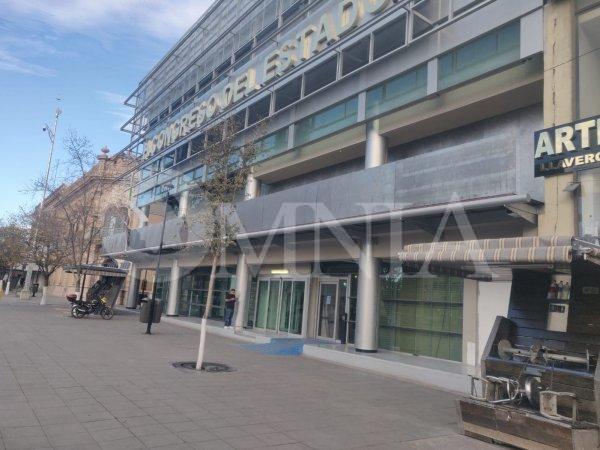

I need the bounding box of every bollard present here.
[4,281,10,296]
[40,287,48,306]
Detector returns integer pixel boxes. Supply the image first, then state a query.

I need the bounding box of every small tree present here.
[0,221,28,292]
[190,116,263,370]
[19,207,68,288]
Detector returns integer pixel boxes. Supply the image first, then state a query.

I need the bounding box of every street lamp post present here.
[23,106,62,298]
[146,186,175,335]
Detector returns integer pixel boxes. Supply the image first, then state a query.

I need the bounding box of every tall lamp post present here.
[146,184,175,335]
[23,106,62,297]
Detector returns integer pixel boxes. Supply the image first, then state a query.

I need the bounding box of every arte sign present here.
[534,116,600,177]
[143,0,392,159]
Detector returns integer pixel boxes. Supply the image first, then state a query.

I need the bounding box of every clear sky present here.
[0,0,212,220]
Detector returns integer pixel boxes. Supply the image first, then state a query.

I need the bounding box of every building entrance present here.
[254,279,306,335]
[317,277,355,344]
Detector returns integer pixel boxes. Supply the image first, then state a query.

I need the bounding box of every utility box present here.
[139,299,162,324]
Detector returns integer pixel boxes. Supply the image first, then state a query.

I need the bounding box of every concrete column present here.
[365,120,387,169]
[355,237,380,353]
[166,260,180,317]
[234,252,251,331]
[245,171,259,200]
[538,0,577,236]
[178,190,189,218]
[126,265,138,309]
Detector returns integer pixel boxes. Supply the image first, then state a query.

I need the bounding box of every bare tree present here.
[190,117,264,370]
[57,131,109,293]
[0,220,28,292]
[18,207,68,287]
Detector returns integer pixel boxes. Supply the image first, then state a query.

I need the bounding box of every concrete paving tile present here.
[239,424,277,436]
[222,435,270,449]
[264,445,312,450]
[47,431,97,448]
[1,434,52,450]
[136,431,184,448]
[211,426,252,440]
[128,423,171,437]
[155,413,190,424]
[255,432,297,446]
[83,419,124,432]
[119,415,160,428]
[97,436,145,450]
[176,429,220,443]
[164,421,201,433]
[88,426,135,443]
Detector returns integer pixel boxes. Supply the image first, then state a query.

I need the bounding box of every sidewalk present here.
[0,294,497,449]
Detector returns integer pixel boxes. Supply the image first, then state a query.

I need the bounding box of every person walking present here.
[224,288,237,329]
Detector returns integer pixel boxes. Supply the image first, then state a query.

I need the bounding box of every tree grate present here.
[172,361,234,372]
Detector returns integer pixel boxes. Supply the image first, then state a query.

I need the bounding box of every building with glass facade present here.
[102,0,600,382]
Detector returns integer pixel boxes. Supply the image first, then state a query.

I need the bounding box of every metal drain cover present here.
[172,361,234,372]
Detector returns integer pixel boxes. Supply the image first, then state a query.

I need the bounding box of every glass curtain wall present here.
[379,275,463,361]
[178,268,233,319]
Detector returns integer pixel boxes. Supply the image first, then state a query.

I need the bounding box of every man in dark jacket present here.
[224,288,237,329]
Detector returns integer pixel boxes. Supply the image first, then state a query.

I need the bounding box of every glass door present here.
[279,281,293,332]
[266,280,281,330]
[278,281,306,334]
[255,280,270,329]
[318,282,338,339]
[254,279,306,334]
[290,281,305,335]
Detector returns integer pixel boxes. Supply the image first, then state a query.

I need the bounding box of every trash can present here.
[31,283,39,297]
[139,299,162,324]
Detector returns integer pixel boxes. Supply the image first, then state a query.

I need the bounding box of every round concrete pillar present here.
[365,120,388,169]
[245,172,259,200]
[355,237,380,353]
[178,190,189,218]
[234,253,251,331]
[126,265,138,309]
[166,260,180,317]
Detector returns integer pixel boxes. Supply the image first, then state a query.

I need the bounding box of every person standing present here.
[224,288,237,329]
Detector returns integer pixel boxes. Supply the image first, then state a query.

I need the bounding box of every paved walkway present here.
[0,294,498,450]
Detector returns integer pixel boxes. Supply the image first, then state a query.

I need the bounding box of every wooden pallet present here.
[458,398,599,450]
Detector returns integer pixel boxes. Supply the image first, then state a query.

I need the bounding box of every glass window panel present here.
[378,327,395,349]
[175,144,188,163]
[379,275,463,361]
[275,77,302,111]
[412,0,449,38]
[342,39,370,75]
[294,97,358,146]
[248,96,271,125]
[256,128,289,162]
[438,21,520,90]
[304,57,338,96]
[161,151,175,170]
[366,65,427,118]
[373,15,407,59]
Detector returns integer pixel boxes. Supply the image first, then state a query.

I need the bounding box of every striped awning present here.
[398,236,575,265]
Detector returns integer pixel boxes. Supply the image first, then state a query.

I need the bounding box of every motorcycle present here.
[66,294,114,320]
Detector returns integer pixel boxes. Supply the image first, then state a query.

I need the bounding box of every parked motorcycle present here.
[66,294,114,320]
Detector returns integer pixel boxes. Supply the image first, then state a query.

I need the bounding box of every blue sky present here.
[0,0,212,220]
